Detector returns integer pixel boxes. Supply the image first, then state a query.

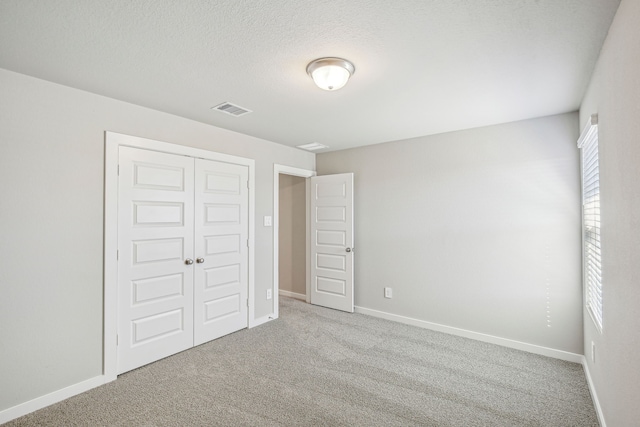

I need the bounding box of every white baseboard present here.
[0,375,107,424]
[354,305,583,364]
[582,356,606,426]
[278,290,306,301]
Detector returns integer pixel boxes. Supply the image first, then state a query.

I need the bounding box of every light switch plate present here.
[264,216,272,227]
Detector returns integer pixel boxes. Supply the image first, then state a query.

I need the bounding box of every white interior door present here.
[117,147,250,373]
[117,146,195,374]
[310,173,354,312]
[194,159,249,345]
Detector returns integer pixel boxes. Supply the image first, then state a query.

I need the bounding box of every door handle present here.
[185,258,194,265]
[346,247,352,253]
[196,258,205,264]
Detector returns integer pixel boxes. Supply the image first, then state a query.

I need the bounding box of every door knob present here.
[345,247,352,253]
[185,258,194,265]
[196,258,205,264]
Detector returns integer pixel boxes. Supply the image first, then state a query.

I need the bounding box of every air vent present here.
[211,102,252,117]
[296,142,329,151]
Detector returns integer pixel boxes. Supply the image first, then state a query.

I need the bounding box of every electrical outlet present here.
[384,287,393,299]
[591,341,596,363]
[266,289,272,300]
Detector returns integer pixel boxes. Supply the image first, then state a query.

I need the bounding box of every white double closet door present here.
[117,146,248,374]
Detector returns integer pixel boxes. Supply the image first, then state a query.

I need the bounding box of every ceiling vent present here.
[296,142,329,151]
[211,102,252,117]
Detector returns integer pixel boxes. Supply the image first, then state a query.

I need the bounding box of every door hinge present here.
[116,250,119,260]
[116,334,119,346]
[247,299,249,307]
[246,239,249,248]
[246,180,250,189]
[117,165,120,176]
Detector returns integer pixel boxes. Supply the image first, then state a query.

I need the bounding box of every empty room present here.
[1,0,638,425]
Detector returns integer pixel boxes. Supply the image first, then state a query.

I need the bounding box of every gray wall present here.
[0,68,314,412]
[579,0,640,424]
[317,112,583,354]
[278,174,307,296]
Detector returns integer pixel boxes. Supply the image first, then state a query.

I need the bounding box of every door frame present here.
[272,164,316,319]
[104,131,255,382]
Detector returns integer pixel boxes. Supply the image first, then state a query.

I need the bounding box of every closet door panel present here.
[117,147,195,374]
[194,159,249,345]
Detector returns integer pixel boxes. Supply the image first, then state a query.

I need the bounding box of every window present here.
[578,114,602,331]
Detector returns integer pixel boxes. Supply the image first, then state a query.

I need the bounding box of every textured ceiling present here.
[0,0,621,152]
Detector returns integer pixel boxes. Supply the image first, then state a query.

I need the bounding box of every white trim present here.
[578,113,599,148]
[273,164,316,319]
[354,306,583,363]
[582,357,606,427]
[279,290,307,301]
[104,131,256,380]
[104,135,119,382]
[305,178,311,305]
[0,375,106,424]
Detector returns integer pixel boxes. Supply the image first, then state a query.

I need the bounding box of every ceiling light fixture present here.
[306,57,355,91]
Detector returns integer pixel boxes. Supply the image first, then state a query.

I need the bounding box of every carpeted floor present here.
[6,297,598,426]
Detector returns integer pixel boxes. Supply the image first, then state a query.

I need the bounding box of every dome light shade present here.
[306,57,355,91]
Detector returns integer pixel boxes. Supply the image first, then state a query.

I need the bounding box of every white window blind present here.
[578,114,602,331]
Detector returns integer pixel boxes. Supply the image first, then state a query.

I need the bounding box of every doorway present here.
[273,166,355,316]
[272,165,315,318]
[278,174,307,302]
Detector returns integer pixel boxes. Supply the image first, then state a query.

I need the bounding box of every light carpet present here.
[6,297,598,426]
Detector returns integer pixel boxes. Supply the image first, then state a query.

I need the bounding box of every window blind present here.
[578,114,602,331]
